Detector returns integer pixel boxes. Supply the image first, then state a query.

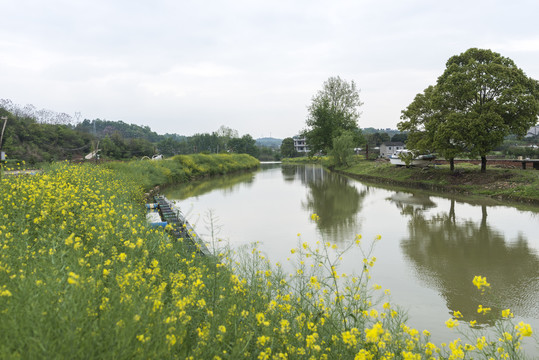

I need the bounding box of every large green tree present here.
[305,76,362,155]
[399,85,466,171]
[400,48,539,172]
[280,137,297,158]
[228,134,259,157]
[439,48,539,172]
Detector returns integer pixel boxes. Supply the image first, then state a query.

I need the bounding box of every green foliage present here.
[104,153,259,190]
[329,131,356,167]
[438,48,539,172]
[340,161,539,203]
[504,145,539,158]
[305,76,363,154]
[157,137,183,157]
[0,110,94,164]
[399,48,539,173]
[256,146,280,161]
[280,137,297,158]
[390,133,408,143]
[0,102,273,162]
[364,132,390,147]
[398,150,416,168]
[228,134,259,157]
[76,119,161,142]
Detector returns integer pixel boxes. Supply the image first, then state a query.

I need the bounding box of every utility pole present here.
[0,116,8,179]
[0,116,7,153]
[365,143,369,161]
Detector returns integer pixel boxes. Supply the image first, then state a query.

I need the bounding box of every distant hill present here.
[256,137,282,149]
[75,119,161,143]
[362,127,404,139]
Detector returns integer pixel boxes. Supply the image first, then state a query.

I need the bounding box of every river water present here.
[163,163,539,349]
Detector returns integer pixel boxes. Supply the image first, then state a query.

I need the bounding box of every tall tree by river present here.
[399,48,539,172]
[305,76,363,155]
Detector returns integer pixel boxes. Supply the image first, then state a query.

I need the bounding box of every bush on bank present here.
[0,162,535,359]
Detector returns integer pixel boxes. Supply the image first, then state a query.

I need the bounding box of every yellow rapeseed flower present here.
[257,335,270,347]
[365,322,384,343]
[502,308,514,318]
[67,272,80,285]
[477,304,491,315]
[256,313,269,326]
[166,334,177,347]
[354,349,372,360]
[445,318,459,329]
[342,330,357,348]
[472,275,490,291]
[402,351,421,360]
[515,322,533,338]
[0,288,12,297]
[65,233,75,246]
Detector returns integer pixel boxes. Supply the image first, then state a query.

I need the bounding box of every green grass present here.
[282,156,327,164]
[333,159,539,204]
[103,153,260,190]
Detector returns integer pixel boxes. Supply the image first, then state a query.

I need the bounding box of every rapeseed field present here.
[0,160,534,359]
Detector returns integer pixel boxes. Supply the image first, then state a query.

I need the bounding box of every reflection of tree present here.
[300,166,367,242]
[281,164,297,182]
[401,200,539,324]
[163,171,256,200]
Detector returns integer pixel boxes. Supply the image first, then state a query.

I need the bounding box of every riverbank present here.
[285,157,539,205]
[1,161,535,358]
[104,153,260,192]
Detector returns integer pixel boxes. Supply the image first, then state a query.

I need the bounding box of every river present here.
[162,163,539,350]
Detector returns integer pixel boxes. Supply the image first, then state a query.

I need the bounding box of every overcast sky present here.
[1,0,539,139]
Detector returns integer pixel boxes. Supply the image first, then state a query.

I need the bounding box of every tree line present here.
[302,48,539,171]
[279,132,409,159]
[0,103,266,164]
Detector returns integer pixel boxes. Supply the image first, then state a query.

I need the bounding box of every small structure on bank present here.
[147,196,211,256]
[380,142,405,158]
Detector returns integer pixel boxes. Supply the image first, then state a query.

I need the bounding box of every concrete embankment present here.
[150,195,212,256]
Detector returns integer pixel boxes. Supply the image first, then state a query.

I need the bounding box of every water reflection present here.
[387,192,437,216]
[288,166,368,242]
[163,171,256,200]
[163,164,539,344]
[400,199,539,324]
[281,164,297,182]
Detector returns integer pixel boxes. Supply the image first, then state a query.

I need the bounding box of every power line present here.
[58,143,91,151]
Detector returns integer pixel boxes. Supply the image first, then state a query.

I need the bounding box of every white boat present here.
[389,150,435,167]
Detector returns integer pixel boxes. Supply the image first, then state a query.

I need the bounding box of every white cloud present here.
[487,38,539,53]
[1,0,539,138]
[170,62,241,78]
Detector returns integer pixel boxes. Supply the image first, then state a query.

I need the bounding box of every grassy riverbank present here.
[0,161,535,358]
[104,153,260,191]
[285,156,539,205]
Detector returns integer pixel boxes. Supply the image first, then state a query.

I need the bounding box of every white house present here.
[379,142,405,158]
[526,125,539,137]
[293,137,309,153]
